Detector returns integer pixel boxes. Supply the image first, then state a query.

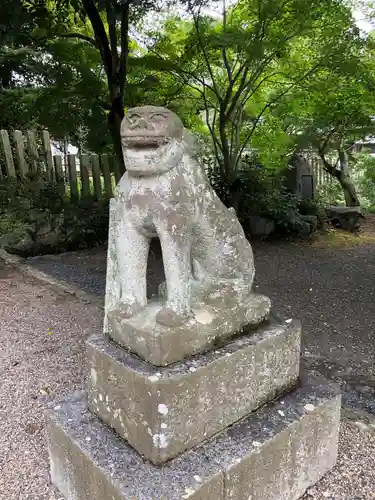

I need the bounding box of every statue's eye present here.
[151,113,166,122]
[127,113,141,122]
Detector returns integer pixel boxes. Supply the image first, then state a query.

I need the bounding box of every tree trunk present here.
[337,148,360,206]
[320,154,360,207]
[336,169,360,206]
[108,93,125,175]
[81,0,128,176]
[221,150,241,210]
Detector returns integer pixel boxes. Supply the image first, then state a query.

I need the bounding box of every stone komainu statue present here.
[105,106,260,329]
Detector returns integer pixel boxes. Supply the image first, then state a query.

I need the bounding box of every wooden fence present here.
[0,129,122,202]
[310,156,332,189]
[0,128,338,204]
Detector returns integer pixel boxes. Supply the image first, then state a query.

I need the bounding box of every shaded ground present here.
[27,230,375,415]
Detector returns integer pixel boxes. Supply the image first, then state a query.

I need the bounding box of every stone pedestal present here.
[87,320,300,463]
[46,314,341,500]
[46,376,340,500]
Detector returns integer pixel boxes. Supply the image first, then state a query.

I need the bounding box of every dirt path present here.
[0,261,102,500]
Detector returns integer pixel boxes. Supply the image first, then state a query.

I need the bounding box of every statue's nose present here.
[129,117,154,130]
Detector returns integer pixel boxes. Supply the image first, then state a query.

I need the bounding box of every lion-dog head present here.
[121,106,185,177]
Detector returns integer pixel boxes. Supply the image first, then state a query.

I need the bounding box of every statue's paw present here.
[156,307,190,327]
[119,301,144,318]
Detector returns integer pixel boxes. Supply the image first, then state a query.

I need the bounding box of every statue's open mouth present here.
[122,136,169,149]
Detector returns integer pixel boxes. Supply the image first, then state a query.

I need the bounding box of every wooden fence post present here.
[80,154,91,199]
[26,130,39,174]
[54,155,64,184]
[53,155,66,199]
[0,130,16,178]
[13,130,28,179]
[100,154,113,199]
[42,130,54,182]
[91,154,102,201]
[67,154,79,203]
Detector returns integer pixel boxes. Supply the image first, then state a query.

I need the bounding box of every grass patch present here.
[308,228,375,248]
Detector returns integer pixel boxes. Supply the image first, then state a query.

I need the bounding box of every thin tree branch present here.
[222,0,233,85]
[162,81,188,106]
[240,71,284,109]
[82,0,113,78]
[57,32,96,46]
[131,34,218,96]
[188,0,222,100]
[319,127,338,155]
[224,66,249,121]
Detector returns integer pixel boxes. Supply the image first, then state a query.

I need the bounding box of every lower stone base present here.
[46,376,340,500]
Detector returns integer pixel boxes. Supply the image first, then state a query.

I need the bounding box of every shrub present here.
[0,173,109,256]
[206,160,301,236]
[353,151,375,209]
[297,198,327,228]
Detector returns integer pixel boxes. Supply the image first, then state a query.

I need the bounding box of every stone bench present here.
[326,206,364,232]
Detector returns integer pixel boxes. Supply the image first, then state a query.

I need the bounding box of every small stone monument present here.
[46,107,341,500]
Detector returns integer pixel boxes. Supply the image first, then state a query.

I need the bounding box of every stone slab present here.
[87,319,301,464]
[107,293,271,366]
[46,375,341,500]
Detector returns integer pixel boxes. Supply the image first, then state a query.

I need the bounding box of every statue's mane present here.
[181,129,202,160]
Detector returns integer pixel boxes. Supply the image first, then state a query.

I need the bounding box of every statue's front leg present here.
[116,218,150,318]
[155,215,193,327]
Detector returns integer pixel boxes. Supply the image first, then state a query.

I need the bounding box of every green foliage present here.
[138,0,365,186]
[61,199,109,249]
[297,197,327,227]
[315,177,345,206]
[0,175,58,215]
[207,159,301,235]
[0,175,109,255]
[352,149,375,208]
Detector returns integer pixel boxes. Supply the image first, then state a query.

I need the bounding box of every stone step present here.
[46,375,341,500]
[87,319,301,464]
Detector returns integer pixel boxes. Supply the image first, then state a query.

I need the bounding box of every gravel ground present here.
[302,417,375,499]
[0,260,102,500]
[1,233,374,498]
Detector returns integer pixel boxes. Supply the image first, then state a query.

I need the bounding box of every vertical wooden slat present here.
[91,154,102,201]
[42,130,54,182]
[53,155,65,197]
[13,130,28,179]
[54,155,64,183]
[0,130,16,178]
[111,155,122,184]
[319,162,322,188]
[100,153,113,199]
[67,154,79,202]
[80,154,91,199]
[26,130,39,173]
